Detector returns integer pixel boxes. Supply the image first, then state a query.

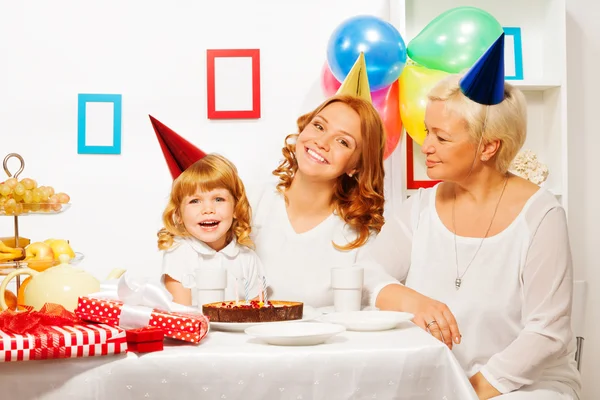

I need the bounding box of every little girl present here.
[158,153,265,306]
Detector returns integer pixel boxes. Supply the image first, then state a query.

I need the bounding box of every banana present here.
[0,241,18,253]
[0,242,25,262]
[0,250,25,262]
[0,253,17,262]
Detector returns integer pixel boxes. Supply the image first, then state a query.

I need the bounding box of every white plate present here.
[317,305,380,315]
[318,310,414,332]
[245,322,346,346]
[210,306,321,332]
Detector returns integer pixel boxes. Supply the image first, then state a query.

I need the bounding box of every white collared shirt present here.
[161,237,264,305]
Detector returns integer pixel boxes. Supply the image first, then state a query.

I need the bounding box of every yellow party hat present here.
[335,52,372,103]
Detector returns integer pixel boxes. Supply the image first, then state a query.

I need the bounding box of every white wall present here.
[0,0,392,281]
[0,1,597,396]
[566,1,600,398]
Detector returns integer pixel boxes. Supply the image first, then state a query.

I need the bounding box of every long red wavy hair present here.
[272,95,386,250]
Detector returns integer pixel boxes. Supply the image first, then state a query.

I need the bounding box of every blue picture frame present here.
[77,93,122,154]
[503,27,524,80]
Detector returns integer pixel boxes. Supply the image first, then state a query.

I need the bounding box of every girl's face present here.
[295,102,362,183]
[178,187,235,251]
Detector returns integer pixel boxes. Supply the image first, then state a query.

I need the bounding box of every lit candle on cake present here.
[262,275,268,304]
[243,277,249,302]
[234,278,239,305]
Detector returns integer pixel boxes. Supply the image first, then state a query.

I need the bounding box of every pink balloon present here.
[374,80,403,160]
[371,85,391,108]
[321,62,341,97]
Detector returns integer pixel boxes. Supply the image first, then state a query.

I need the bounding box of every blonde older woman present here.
[374,35,581,399]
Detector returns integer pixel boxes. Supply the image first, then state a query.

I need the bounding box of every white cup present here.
[331,267,364,312]
[195,267,228,306]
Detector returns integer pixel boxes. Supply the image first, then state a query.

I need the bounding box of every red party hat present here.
[149,115,207,179]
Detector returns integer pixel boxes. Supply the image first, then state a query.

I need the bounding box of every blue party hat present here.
[459,33,505,105]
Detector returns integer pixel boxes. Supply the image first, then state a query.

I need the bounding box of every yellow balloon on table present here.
[399,64,449,145]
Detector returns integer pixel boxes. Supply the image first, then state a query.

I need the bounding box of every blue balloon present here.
[327,16,407,91]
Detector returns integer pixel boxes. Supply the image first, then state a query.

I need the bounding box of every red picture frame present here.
[206,49,261,119]
[406,134,441,189]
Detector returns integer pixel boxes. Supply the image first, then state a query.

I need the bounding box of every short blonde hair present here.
[157,153,253,250]
[427,74,528,173]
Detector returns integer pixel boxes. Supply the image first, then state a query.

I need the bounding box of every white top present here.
[371,184,581,396]
[161,237,264,305]
[248,184,401,308]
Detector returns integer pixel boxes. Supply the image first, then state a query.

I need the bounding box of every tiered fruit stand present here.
[0,153,80,292]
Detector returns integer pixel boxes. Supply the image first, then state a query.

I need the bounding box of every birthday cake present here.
[202,300,304,323]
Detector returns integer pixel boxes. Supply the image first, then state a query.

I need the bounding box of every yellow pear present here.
[47,239,75,260]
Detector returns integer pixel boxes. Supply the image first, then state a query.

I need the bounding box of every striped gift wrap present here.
[0,323,127,362]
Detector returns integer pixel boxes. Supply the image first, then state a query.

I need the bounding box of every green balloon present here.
[407,7,504,73]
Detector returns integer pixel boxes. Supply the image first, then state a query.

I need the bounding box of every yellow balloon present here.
[399,64,450,145]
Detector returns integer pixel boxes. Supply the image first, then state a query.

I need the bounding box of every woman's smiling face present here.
[422,100,478,182]
[295,101,362,182]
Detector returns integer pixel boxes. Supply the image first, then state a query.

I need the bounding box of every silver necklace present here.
[452,176,508,290]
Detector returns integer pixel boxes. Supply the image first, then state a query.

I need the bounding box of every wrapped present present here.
[76,296,208,343]
[126,326,164,343]
[128,341,163,353]
[126,326,164,353]
[0,304,127,362]
[74,274,209,344]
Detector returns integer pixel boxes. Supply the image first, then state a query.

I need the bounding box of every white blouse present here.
[160,237,264,305]
[247,184,400,308]
[371,184,581,396]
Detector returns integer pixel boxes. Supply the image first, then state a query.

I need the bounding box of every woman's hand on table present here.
[409,293,461,349]
[377,284,461,349]
[469,372,502,399]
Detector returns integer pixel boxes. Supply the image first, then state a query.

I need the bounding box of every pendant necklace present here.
[452,175,508,290]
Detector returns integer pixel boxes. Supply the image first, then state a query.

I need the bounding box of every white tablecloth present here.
[0,322,477,399]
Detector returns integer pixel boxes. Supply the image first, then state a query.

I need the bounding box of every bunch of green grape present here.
[0,177,70,215]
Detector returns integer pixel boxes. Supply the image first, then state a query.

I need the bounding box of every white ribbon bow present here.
[89,273,201,330]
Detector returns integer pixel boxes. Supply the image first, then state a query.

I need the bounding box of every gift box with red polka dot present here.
[74,296,209,344]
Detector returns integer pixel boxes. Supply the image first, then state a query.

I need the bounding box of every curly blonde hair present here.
[273,95,386,250]
[157,153,253,251]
